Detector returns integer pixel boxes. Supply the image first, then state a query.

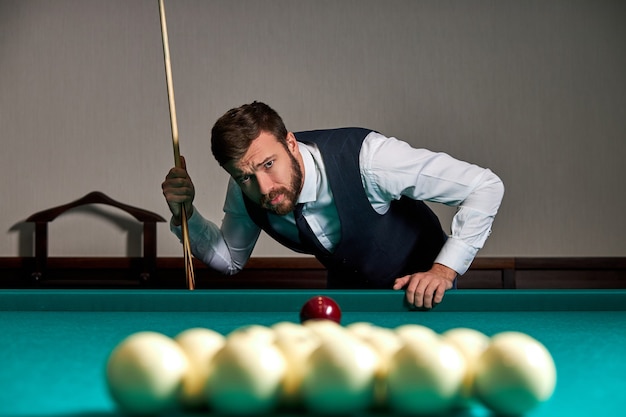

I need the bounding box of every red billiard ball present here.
[299,296,342,324]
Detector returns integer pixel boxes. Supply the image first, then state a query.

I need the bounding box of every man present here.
[162,101,504,308]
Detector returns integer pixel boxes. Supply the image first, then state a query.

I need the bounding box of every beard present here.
[260,152,303,216]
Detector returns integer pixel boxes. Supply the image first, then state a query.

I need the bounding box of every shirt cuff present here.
[434,236,478,276]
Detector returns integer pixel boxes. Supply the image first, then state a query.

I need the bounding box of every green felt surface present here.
[1,289,625,416]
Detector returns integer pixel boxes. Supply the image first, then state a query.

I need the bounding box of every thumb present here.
[178,155,186,169]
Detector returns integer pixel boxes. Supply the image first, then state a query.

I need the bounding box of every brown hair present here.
[211,101,288,166]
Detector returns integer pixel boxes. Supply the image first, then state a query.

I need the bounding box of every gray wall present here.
[1,0,625,259]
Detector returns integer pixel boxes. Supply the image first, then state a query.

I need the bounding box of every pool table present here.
[1,289,625,416]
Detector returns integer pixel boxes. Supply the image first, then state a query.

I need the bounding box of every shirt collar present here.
[297,142,317,205]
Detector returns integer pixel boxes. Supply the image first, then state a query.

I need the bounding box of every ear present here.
[285,132,298,153]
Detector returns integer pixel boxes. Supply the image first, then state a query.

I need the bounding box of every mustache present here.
[261,189,284,207]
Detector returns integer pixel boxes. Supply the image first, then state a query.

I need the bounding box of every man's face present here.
[224,131,304,215]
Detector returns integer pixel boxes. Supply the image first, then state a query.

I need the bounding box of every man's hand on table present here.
[393,263,458,309]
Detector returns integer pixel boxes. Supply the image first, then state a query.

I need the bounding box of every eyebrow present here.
[236,154,277,177]
[255,155,275,169]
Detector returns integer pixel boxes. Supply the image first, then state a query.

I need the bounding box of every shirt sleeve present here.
[170,178,261,275]
[360,132,504,275]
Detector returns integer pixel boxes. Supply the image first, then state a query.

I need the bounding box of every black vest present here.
[243,128,446,288]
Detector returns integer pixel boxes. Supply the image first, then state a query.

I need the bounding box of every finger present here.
[424,279,446,309]
[406,275,426,308]
[393,275,410,290]
[413,283,426,309]
[432,283,446,306]
[165,167,189,180]
[416,276,439,309]
[163,178,193,193]
[164,192,192,205]
[162,177,192,194]
[179,155,186,169]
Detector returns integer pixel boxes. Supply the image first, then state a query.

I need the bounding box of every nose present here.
[256,172,273,195]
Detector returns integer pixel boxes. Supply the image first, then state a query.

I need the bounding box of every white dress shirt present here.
[173,131,504,276]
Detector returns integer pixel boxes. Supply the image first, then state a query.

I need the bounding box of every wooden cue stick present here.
[158,0,195,290]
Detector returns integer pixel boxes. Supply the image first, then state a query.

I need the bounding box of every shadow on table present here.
[23,406,496,417]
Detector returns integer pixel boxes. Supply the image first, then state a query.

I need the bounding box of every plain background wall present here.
[1,0,625,259]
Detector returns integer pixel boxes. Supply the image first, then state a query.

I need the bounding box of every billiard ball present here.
[347,322,404,370]
[346,322,403,406]
[302,318,348,341]
[387,336,466,415]
[226,324,276,345]
[345,322,403,376]
[345,321,376,338]
[299,295,342,324]
[271,320,316,341]
[301,335,379,414]
[271,321,321,407]
[441,327,490,404]
[106,331,189,415]
[474,331,556,416]
[174,327,225,409]
[441,327,490,363]
[205,331,287,415]
[394,323,440,344]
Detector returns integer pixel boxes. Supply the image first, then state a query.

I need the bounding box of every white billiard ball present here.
[271,321,308,339]
[302,318,349,341]
[442,327,490,361]
[349,325,403,372]
[106,331,189,415]
[174,327,225,409]
[347,323,404,406]
[301,336,379,414]
[271,322,321,407]
[345,321,377,338]
[226,324,275,345]
[205,334,287,415]
[474,331,557,416]
[441,327,490,403]
[387,337,466,415]
[394,323,440,345]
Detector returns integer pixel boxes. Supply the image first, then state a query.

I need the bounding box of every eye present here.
[264,160,274,169]
[239,174,251,184]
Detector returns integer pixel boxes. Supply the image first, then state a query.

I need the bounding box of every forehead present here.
[226,132,284,174]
